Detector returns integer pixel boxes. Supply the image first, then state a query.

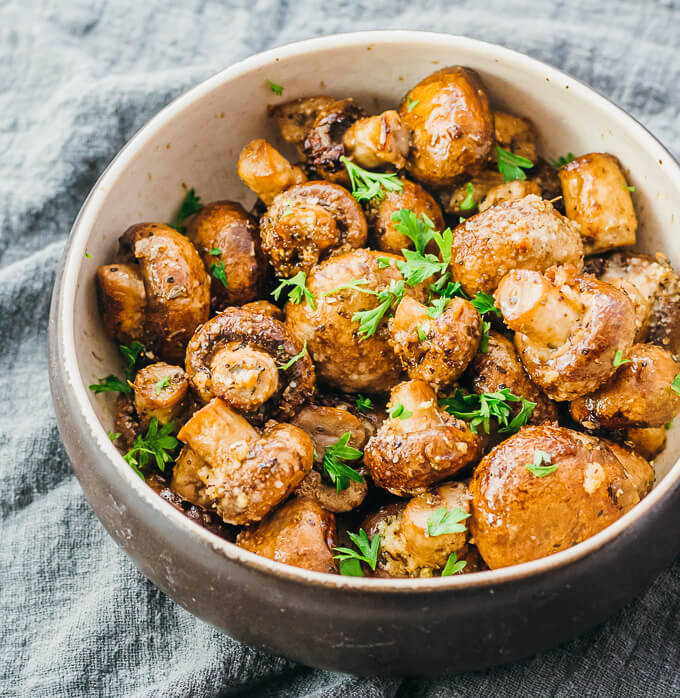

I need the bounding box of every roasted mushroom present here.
[470,330,558,426]
[585,251,680,354]
[604,439,655,498]
[479,180,542,212]
[95,263,147,345]
[570,344,680,429]
[170,445,212,509]
[285,248,426,393]
[236,497,338,573]
[292,404,369,512]
[364,380,481,496]
[495,265,636,401]
[185,201,266,309]
[342,110,410,170]
[185,306,315,422]
[269,96,343,148]
[132,362,189,430]
[559,152,637,254]
[114,393,140,450]
[121,223,210,363]
[492,110,538,163]
[399,66,494,187]
[240,300,283,320]
[177,397,313,524]
[259,181,368,277]
[624,426,668,462]
[470,426,642,569]
[390,295,481,390]
[237,139,307,206]
[449,195,584,296]
[366,178,445,255]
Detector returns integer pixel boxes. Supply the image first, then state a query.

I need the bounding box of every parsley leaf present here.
[441,552,467,576]
[84,250,92,259]
[334,529,380,572]
[108,432,121,441]
[272,271,316,311]
[613,350,630,368]
[267,80,284,96]
[672,372,680,396]
[526,449,558,478]
[340,156,403,202]
[209,247,222,256]
[496,146,534,182]
[89,374,131,394]
[625,184,636,193]
[321,278,373,297]
[339,558,364,576]
[154,375,171,394]
[426,296,449,319]
[278,341,307,371]
[550,152,575,168]
[406,96,419,113]
[430,275,466,299]
[356,395,373,413]
[322,431,364,493]
[120,341,145,381]
[352,279,405,340]
[460,182,476,212]
[388,403,413,420]
[211,259,228,288]
[470,291,501,317]
[480,319,492,353]
[426,506,470,536]
[417,324,427,341]
[169,188,203,234]
[124,418,179,479]
[439,388,536,435]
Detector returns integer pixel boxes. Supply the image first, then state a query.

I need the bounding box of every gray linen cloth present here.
[2,1,680,695]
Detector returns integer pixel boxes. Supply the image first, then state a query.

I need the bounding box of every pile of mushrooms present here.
[92,64,680,577]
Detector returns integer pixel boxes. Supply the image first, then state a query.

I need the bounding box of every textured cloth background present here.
[2,1,680,695]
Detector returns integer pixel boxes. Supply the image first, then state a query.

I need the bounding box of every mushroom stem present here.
[390,380,442,432]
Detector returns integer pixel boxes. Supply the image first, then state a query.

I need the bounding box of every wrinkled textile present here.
[1,1,680,696]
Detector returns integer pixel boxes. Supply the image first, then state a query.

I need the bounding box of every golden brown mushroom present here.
[364,380,481,496]
[495,265,636,401]
[342,110,410,170]
[240,300,284,321]
[185,201,266,309]
[399,66,494,187]
[604,439,655,498]
[185,306,315,422]
[236,497,338,573]
[570,344,680,429]
[479,180,542,211]
[624,426,668,461]
[470,426,641,569]
[269,96,344,147]
[285,248,426,393]
[492,110,538,162]
[132,361,189,430]
[366,178,445,255]
[170,446,212,509]
[390,295,481,390]
[237,139,307,206]
[259,181,368,277]
[559,152,637,254]
[449,195,584,296]
[177,397,313,524]
[121,223,210,363]
[95,263,147,345]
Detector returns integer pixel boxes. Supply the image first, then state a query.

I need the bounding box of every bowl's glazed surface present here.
[48,31,680,675]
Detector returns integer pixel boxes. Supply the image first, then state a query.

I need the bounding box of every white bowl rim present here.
[55,29,680,592]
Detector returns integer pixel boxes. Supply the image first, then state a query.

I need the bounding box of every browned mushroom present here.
[132,361,189,430]
[177,397,313,524]
[399,66,494,187]
[185,201,267,309]
[492,110,538,163]
[269,96,344,148]
[342,110,410,170]
[170,445,212,509]
[96,263,147,345]
[624,426,668,462]
[570,344,680,429]
[559,152,637,254]
[236,497,338,573]
[259,181,368,277]
[390,295,481,390]
[604,439,655,498]
[364,380,481,496]
[240,300,284,321]
[495,265,636,401]
[479,180,542,211]
[449,195,584,296]
[114,393,140,451]
[121,223,210,363]
[185,307,315,422]
[237,139,307,205]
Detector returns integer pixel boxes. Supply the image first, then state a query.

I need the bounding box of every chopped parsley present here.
[108,432,121,442]
[426,506,470,537]
[209,247,222,256]
[169,188,203,234]
[460,182,477,211]
[355,279,406,340]
[671,372,680,396]
[470,291,501,317]
[123,418,179,479]
[84,250,92,259]
[441,552,467,576]
[480,319,492,353]
[334,529,380,574]
[625,184,636,193]
[267,80,284,96]
[340,156,403,202]
[355,395,373,413]
[525,449,558,478]
[154,375,171,394]
[89,341,145,395]
[120,341,145,381]
[388,403,413,420]
[612,350,630,368]
[426,296,449,319]
[272,271,316,310]
[440,388,536,435]
[417,324,427,342]
[211,259,228,288]
[89,374,131,394]
[496,146,534,182]
[406,96,419,113]
[278,341,307,371]
[322,431,364,493]
[550,152,574,168]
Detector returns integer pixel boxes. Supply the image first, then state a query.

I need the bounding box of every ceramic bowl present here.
[48,31,680,675]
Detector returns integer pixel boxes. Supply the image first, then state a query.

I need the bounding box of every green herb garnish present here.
[211,260,228,288]
[612,350,630,368]
[123,418,179,479]
[272,271,316,310]
[460,182,476,211]
[426,506,470,537]
[267,80,284,96]
[278,341,307,371]
[426,296,449,319]
[417,324,427,341]
[671,373,680,396]
[550,152,574,168]
[322,431,364,493]
[334,529,380,573]
[351,279,406,340]
[496,146,534,182]
[406,96,419,113]
[525,449,558,478]
[470,291,501,317]
[441,552,467,576]
[169,188,203,234]
[89,374,131,395]
[356,395,373,413]
[625,184,635,193]
[154,375,171,394]
[480,319,492,353]
[108,432,121,442]
[120,341,145,381]
[340,156,403,202]
[388,403,413,420]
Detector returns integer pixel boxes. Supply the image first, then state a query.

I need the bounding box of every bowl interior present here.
[68,33,680,538]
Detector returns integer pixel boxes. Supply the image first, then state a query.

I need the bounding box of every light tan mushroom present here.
[132,362,189,430]
[342,110,410,170]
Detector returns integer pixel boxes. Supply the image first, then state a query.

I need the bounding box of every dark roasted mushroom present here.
[95,263,147,345]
